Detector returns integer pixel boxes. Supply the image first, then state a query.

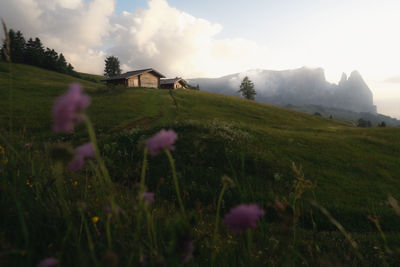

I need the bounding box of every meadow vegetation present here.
[1,62,400,266]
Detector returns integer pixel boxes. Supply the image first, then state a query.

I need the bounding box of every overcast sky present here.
[1,0,399,118]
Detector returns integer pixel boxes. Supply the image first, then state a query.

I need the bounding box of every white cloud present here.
[0,0,269,77]
[0,0,115,74]
[107,0,269,78]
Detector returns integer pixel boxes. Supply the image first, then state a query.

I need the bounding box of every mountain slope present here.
[1,62,400,232]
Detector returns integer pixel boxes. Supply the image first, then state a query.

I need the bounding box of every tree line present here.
[1,28,75,75]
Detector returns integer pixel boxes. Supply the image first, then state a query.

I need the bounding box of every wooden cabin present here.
[105,69,165,88]
[160,78,188,89]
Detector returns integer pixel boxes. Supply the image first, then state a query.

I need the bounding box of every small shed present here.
[105,68,165,88]
[160,78,188,89]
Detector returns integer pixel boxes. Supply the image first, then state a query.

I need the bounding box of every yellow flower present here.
[72,181,78,186]
[0,146,5,154]
[25,180,33,188]
[92,216,99,223]
[2,158,8,164]
[87,185,92,189]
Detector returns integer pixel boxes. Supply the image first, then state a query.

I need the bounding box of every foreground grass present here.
[1,62,400,266]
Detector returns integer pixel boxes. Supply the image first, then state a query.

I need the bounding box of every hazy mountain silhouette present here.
[189,67,377,114]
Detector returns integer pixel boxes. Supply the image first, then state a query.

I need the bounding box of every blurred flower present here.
[37,257,59,267]
[92,216,99,223]
[67,143,94,171]
[24,143,32,148]
[141,192,155,203]
[0,145,5,154]
[182,239,194,263]
[105,204,121,214]
[146,129,177,156]
[52,83,90,133]
[224,204,265,233]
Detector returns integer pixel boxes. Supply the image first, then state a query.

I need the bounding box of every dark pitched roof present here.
[105,68,165,80]
[160,78,187,86]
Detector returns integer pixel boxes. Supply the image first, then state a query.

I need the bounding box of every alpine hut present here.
[160,78,188,89]
[105,68,165,88]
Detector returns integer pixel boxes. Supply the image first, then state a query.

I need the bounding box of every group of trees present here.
[1,29,74,75]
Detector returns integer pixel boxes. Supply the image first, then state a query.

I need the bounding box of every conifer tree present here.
[104,56,121,77]
[56,53,68,73]
[238,76,256,100]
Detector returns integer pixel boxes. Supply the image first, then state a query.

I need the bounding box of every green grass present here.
[1,62,400,266]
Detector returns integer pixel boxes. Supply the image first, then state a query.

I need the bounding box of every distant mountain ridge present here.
[188,67,400,125]
[189,67,377,114]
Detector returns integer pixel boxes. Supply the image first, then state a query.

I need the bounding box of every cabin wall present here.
[174,82,183,89]
[127,76,139,87]
[140,73,159,88]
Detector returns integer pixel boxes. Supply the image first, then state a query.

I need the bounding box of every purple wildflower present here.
[141,192,155,203]
[37,257,59,267]
[24,143,32,148]
[224,204,265,233]
[52,83,90,133]
[182,239,194,263]
[67,143,95,171]
[105,204,121,214]
[146,129,177,156]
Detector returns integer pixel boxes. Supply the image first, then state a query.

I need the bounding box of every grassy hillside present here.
[1,62,400,266]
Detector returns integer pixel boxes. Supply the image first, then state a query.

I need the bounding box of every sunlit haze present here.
[1,0,399,117]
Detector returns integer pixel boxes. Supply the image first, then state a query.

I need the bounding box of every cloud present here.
[0,0,268,77]
[383,75,400,83]
[107,0,269,78]
[0,0,115,74]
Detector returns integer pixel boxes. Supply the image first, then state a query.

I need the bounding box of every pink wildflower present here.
[224,204,265,233]
[141,192,155,203]
[52,83,90,133]
[37,257,59,267]
[24,143,32,148]
[67,143,94,171]
[182,239,194,263]
[146,129,177,156]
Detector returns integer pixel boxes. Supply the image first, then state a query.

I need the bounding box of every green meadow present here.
[1,62,400,266]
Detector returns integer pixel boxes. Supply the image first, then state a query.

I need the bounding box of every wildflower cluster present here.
[37,83,267,265]
[52,84,94,171]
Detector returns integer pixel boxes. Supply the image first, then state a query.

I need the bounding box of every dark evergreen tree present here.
[10,30,25,63]
[56,53,68,73]
[238,76,256,100]
[66,63,74,74]
[104,56,121,77]
[24,37,45,66]
[43,48,59,70]
[1,29,25,63]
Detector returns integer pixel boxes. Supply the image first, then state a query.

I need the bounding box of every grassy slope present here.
[1,62,400,230]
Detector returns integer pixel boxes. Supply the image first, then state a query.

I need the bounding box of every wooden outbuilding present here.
[105,68,165,88]
[160,78,188,89]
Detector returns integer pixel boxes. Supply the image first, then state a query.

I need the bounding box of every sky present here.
[0,0,399,118]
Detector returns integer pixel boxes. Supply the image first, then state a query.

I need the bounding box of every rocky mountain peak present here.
[339,72,347,86]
